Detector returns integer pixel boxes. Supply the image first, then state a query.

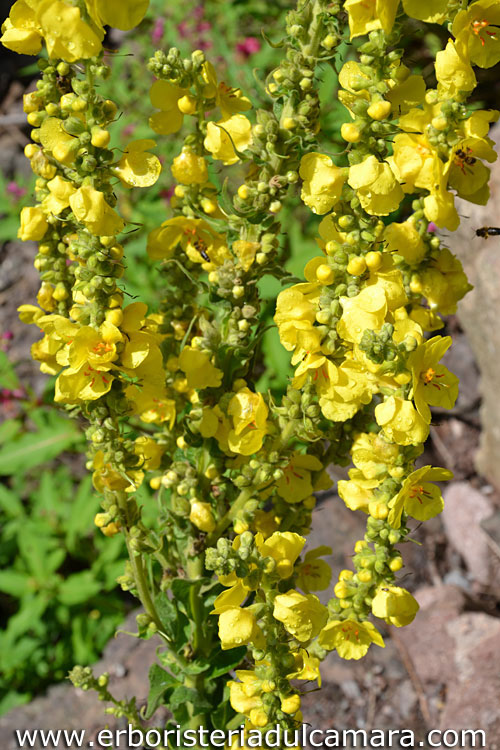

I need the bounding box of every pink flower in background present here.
[160,187,175,204]
[1,331,13,352]
[177,20,189,38]
[6,181,26,200]
[151,18,165,45]
[237,37,261,58]
[122,124,136,139]
[427,222,437,233]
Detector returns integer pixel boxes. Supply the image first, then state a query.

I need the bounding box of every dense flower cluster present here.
[3,0,499,742]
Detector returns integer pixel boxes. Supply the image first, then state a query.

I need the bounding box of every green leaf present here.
[207,646,247,679]
[0,351,19,389]
[144,664,179,720]
[0,410,80,475]
[0,484,24,517]
[0,571,32,597]
[211,696,236,730]
[169,685,212,713]
[0,418,22,446]
[58,571,102,606]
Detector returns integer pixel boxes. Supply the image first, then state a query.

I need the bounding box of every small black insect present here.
[193,238,210,262]
[476,227,500,239]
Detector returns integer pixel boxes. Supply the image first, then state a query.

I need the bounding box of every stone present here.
[441,482,494,587]
[440,613,500,745]
[451,123,500,491]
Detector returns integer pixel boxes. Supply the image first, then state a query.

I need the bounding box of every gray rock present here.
[451,123,500,491]
[441,482,494,587]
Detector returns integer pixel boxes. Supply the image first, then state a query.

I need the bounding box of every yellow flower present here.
[227,388,268,456]
[273,590,328,643]
[348,156,403,216]
[255,531,305,579]
[69,186,125,236]
[28,147,57,180]
[229,673,262,715]
[18,206,48,241]
[319,359,374,422]
[338,469,380,512]
[63,321,122,372]
[171,148,208,185]
[147,216,229,268]
[287,649,322,686]
[275,453,324,504]
[422,164,460,231]
[388,465,453,529]
[39,117,78,164]
[419,248,471,314]
[337,286,388,345]
[299,153,346,215]
[351,432,400,479]
[190,501,216,533]
[178,346,223,389]
[319,619,385,660]
[435,40,476,100]
[338,61,370,116]
[92,451,142,494]
[37,0,102,61]
[383,221,426,265]
[402,0,450,24]
[371,586,419,627]
[55,365,114,403]
[447,142,491,204]
[113,140,161,188]
[219,608,258,650]
[43,176,76,215]
[408,336,459,422]
[453,0,500,68]
[204,115,252,165]
[344,0,400,38]
[0,1,42,55]
[274,283,322,362]
[386,68,426,115]
[134,437,163,471]
[375,396,429,446]
[212,580,249,615]
[366,256,408,311]
[125,383,176,426]
[296,547,332,593]
[391,131,438,194]
[149,80,189,135]
[233,240,261,272]
[86,0,149,31]
[202,62,252,118]
[18,304,44,325]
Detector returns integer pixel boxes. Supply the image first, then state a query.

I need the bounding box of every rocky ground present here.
[2,44,500,750]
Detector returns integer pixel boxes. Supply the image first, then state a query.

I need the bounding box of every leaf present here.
[0,571,32,597]
[144,664,179,720]
[0,351,19,389]
[211,697,236,730]
[0,484,24,517]
[0,418,22,446]
[169,685,212,713]
[207,646,247,679]
[0,410,80,475]
[58,571,102,606]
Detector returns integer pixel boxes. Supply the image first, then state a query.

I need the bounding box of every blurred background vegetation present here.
[1,0,499,716]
